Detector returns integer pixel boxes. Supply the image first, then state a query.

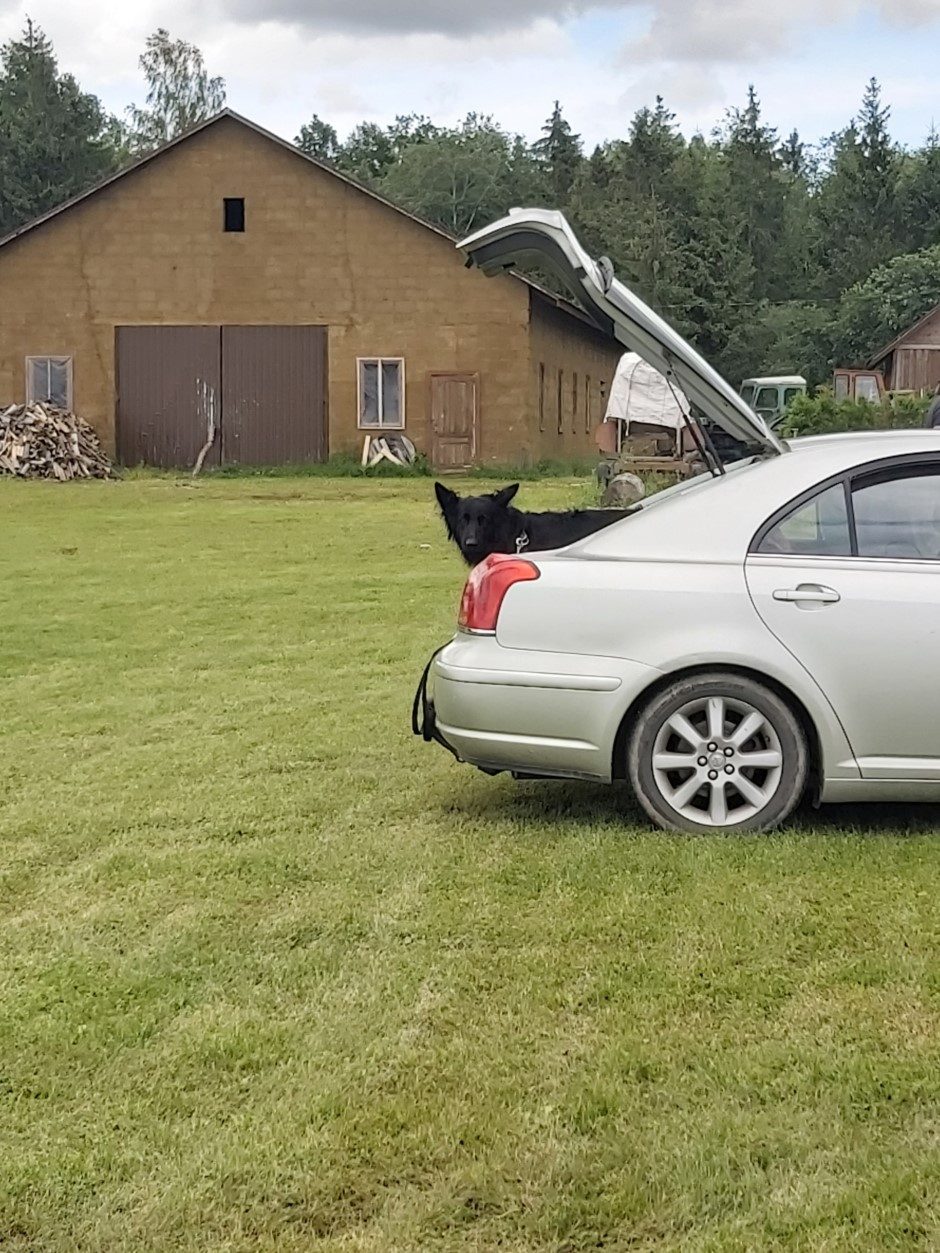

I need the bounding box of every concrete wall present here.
[527,296,622,462]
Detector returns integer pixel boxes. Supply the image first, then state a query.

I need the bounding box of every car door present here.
[745,459,940,780]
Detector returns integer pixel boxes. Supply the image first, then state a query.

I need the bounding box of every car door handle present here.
[773,584,841,604]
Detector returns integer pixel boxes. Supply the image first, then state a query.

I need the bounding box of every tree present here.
[898,128,940,251]
[379,115,518,236]
[770,126,818,303]
[295,115,339,163]
[680,144,757,379]
[568,100,696,323]
[507,133,548,206]
[0,20,122,235]
[622,97,687,201]
[386,113,439,156]
[335,122,396,183]
[813,79,902,295]
[750,302,837,386]
[779,129,806,178]
[834,245,940,364]
[533,101,582,206]
[618,196,698,334]
[126,28,225,155]
[859,76,895,170]
[333,114,437,184]
[721,87,789,301]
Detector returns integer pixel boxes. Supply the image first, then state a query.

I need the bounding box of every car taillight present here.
[458,554,540,633]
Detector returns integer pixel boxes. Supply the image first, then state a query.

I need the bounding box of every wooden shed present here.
[0,111,622,471]
[869,304,940,393]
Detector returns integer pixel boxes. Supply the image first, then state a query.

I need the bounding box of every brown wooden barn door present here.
[221,326,328,466]
[429,373,478,471]
[116,326,221,469]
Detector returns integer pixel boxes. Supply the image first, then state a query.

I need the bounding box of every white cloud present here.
[220,0,591,35]
[212,0,940,54]
[620,0,940,65]
[1,0,939,153]
[627,0,855,63]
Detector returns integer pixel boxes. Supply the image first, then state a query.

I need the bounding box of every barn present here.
[0,111,622,471]
[869,304,940,394]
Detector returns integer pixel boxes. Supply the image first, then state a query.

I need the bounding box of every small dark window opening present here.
[224,198,245,232]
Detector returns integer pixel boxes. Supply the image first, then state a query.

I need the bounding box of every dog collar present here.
[515,532,530,554]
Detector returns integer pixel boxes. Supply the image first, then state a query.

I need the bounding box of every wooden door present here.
[429,373,478,471]
[221,326,328,466]
[115,326,221,469]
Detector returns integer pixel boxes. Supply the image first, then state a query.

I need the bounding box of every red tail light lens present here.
[458,554,540,633]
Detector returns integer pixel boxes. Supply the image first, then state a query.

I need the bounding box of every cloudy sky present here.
[2,0,939,151]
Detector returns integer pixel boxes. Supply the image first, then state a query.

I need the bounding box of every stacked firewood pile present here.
[0,403,111,480]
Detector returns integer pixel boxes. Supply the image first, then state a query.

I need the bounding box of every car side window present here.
[852,468,940,560]
[756,483,852,556]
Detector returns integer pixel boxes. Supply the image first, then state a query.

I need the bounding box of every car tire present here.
[627,673,808,833]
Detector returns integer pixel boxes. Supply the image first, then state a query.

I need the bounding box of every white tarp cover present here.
[604,352,690,432]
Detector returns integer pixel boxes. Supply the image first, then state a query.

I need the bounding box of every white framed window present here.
[358,358,404,429]
[26,356,73,409]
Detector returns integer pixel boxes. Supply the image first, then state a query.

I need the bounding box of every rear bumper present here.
[426,635,662,781]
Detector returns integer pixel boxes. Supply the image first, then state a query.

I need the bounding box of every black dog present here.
[435,482,637,567]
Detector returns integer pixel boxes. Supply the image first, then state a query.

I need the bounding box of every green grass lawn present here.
[1,474,938,1251]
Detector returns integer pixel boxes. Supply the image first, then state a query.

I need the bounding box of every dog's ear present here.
[492,483,520,508]
[434,482,458,515]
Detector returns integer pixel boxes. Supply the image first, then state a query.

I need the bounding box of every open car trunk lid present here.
[459,208,787,458]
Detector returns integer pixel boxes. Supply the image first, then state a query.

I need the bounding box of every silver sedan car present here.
[416,210,940,833]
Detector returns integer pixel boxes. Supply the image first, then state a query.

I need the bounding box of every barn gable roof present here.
[869,302,940,367]
[0,108,598,332]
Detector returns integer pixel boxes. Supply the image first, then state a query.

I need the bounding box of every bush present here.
[779,389,931,438]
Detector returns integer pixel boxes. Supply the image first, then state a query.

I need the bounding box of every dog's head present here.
[434,482,520,565]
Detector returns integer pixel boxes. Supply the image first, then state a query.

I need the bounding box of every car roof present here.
[787,429,937,453]
[558,429,940,565]
[742,376,806,387]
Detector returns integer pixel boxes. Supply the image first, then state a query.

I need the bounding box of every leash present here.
[411,643,461,760]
